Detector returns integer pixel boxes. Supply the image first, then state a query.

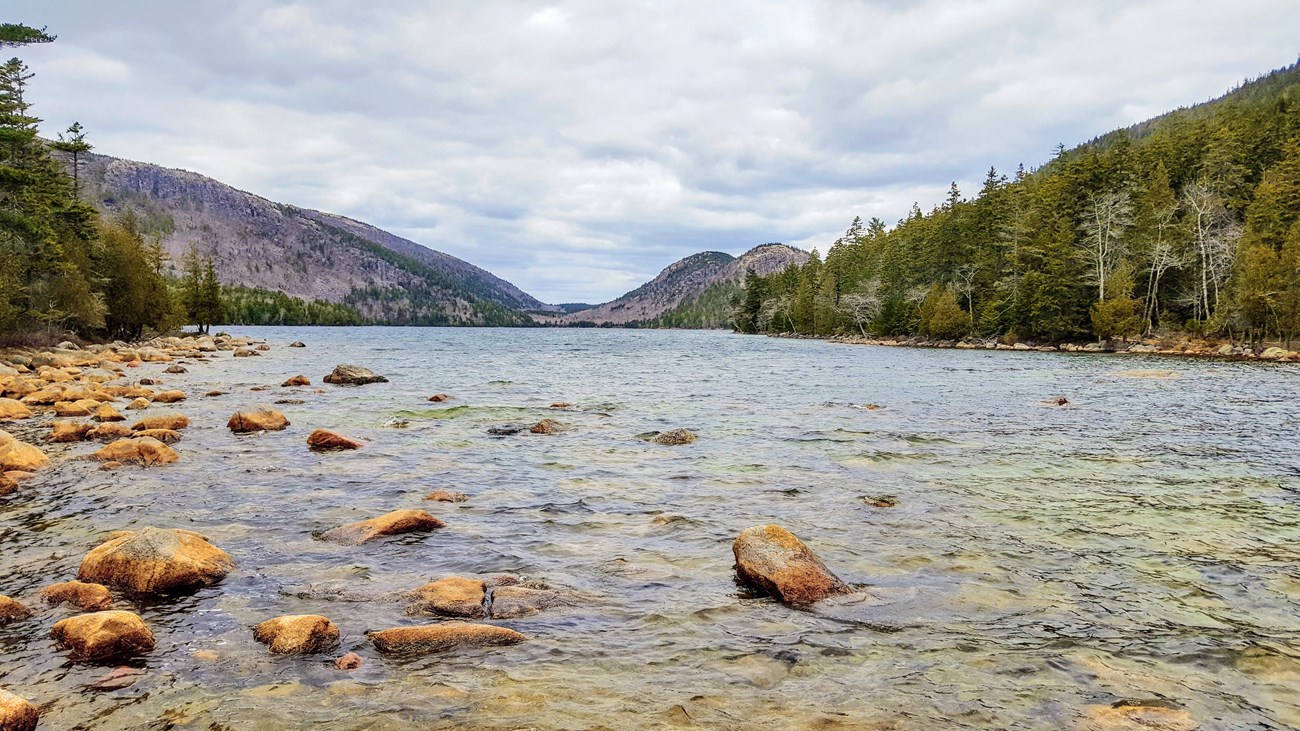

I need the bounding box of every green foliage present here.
[1089,263,1142,341]
[178,246,226,332]
[98,215,181,339]
[0,24,55,47]
[918,285,971,340]
[223,286,364,326]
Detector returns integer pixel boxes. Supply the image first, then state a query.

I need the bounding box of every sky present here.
[8,1,1300,304]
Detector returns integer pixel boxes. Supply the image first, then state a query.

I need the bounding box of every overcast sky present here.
[9,1,1299,303]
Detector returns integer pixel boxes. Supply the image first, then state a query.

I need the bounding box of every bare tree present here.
[1182,181,1242,323]
[838,280,882,337]
[1078,189,1134,301]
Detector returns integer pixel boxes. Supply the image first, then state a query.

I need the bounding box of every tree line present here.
[737,62,1300,347]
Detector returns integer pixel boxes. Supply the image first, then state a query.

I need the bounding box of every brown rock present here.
[134,429,182,445]
[92,437,179,466]
[20,387,63,405]
[51,610,155,662]
[253,614,340,654]
[1082,699,1197,731]
[50,420,95,443]
[407,577,486,618]
[369,623,525,655]
[0,431,50,472]
[98,461,123,471]
[87,423,134,441]
[233,348,259,357]
[227,407,289,433]
[0,595,32,626]
[125,397,150,410]
[307,429,363,451]
[249,386,269,392]
[0,398,33,420]
[321,509,444,545]
[530,419,561,435]
[153,390,186,403]
[424,489,468,503]
[131,414,189,431]
[549,402,573,409]
[92,403,125,422]
[78,527,233,594]
[204,390,224,397]
[0,688,38,731]
[53,399,97,417]
[86,665,146,691]
[164,365,187,374]
[732,525,850,604]
[256,344,270,351]
[39,581,113,611]
[323,365,388,385]
[428,393,451,402]
[652,428,697,445]
[489,585,573,619]
[282,375,311,387]
[289,341,306,348]
[333,651,363,670]
[121,386,153,399]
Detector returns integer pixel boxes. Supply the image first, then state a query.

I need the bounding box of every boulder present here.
[134,429,182,445]
[0,431,49,472]
[530,419,561,435]
[227,407,289,433]
[652,428,697,445]
[732,524,851,604]
[50,420,94,443]
[124,397,150,410]
[282,375,311,387]
[307,429,363,451]
[407,577,487,618]
[92,437,178,466]
[253,614,340,654]
[93,403,125,422]
[428,393,451,402]
[333,651,362,669]
[87,423,134,441]
[121,385,154,399]
[233,348,259,357]
[369,623,525,655]
[78,527,233,594]
[323,365,388,385]
[20,387,63,406]
[153,390,186,403]
[0,688,38,731]
[0,398,32,421]
[425,489,468,503]
[132,414,189,431]
[51,610,155,662]
[321,509,444,545]
[0,595,32,626]
[489,586,573,619]
[39,580,113,611]
[53,399,97,417]
[136,347,171,363]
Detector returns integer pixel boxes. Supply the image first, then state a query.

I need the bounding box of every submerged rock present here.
[227,407,290,433]
[78,527,234,595]
[732,524,851,604]
[369,623,525,656]
[51,610,155,662]
[0,431,50,472]
[92,437,179,466]
[0,595,32,626]
[323,365,388,386]
[407,577,487,618]
[333,651,363,670]
[651,428,697,445]
[530,418,562,434]
[428,393,451,402]
[307,429,363,451]
[282,375,311,387]
[253,614,340,654]
[321,509,444,545]
[1082,698,1197,731]
[0,688,38,731]
[39,581,114,611]
[134,428,183,445]
[489,585,574,619]
[425,489,468,503]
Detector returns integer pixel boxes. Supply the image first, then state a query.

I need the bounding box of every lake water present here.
[2,327,1298,730]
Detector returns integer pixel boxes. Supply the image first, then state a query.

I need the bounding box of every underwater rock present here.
[227,407,289,433]
[78,527,233,595]
[530,418,562,434]
[323,365,387,385]
[549,402,573,409]
[424,489,468,503]
[52,610,154,662]
[487,425,524,436]
[307,429,363,451]
[321,509,444,545]
[407,577,487,618]
[862,495,898,508]
[732,524,851,604]
[1081,698,1197,731]
[0,688,38,731]
[489,585,574,619]
[39,581,113,611]
[253,614,340,654]
[369,623,525,655]
[333,651,363,669]
[651,428,697,445]
[92,437,178,466]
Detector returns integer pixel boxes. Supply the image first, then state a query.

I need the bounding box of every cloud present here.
[8,0,1299,303]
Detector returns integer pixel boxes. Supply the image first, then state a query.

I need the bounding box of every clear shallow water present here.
[2,327,1298,730]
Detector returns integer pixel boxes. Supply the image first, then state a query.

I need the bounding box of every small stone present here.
[39,581,113,611]
[51,610,155,662]
[333,652,363,670]
[204,390,224,397]
[282,375,311,387]
[321,509,444,546]
[164,365,187,374]
[153,390,187,403]
[530,419,561,434]
[307,429,363,451]
[424,490,468,503]
[652,428,697,445]
[253,614,340,654]
[369,623,525,656]
[428,393,451,402]
[549,402,573,409]
[125,397,150,410]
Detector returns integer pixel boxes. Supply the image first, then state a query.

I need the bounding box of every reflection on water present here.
[2,327,1298,730]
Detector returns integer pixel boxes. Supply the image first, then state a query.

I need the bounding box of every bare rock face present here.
[51,610,155,662]
[253,614,340,654]
[282,375,310,387]
[0,431,50,472]
[78,527,234,595]
[131,414,189,431]
[321,509,444,546]
[0,595,32,626]
[407,577,487,618]
[91,437,179,466]
[369,623,525,656]
[227,407,289,433]
[323,365,388,385]
[489,586,574,619]
[732,524,851,605]
[0,688,38,731]
[307,429,363,451]
[39,581,114,611]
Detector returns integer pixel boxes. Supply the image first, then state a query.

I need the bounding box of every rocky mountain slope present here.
[79,152,554,325]
[555,244,809,326]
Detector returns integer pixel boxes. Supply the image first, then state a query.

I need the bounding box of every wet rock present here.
[428,393,451,402]
[333,651,363,670]
[134,428,183,445]
[227,407,290,432]
[50,420,95,443]
[98,461,123,471]
[1082,699,1197,731]
[20,387,63,406]
[249,386,269,392]
[134,379,158,387]
[732,524,851,604]
[282,375,311,387]
[253,614,340,654]
[652,428,697,445]
[530,418,562,434]
[204,390,224,397]
[1047,397,1070,406]
[88,423,134,441]
[153,390,187,403]
[307,429,363,451]
[51,610,155,662]
[78,527,234,594]
[321,509,444,545]
[86,665,146,691]
[425,489,468,503]
[489,585,574,619]
[289,341,306,348]
[0,398,32,420]
[369,623,525,656]
[0,431,50,472]
[92,437,179,466]
[407,577,487,618]
[323,365,388,385]
[131,414,189,431]
[233,348,259,357]
[164,365,188,374]
[125,397,150,410]
[549,402,573,409]
[0,688,38,731]
[487,425,524,436]
[0,595,32,625]
[707,651,797,688]
[39,581,113,611]
[256,344,271,351]
[93,403,125,422]
[862,495,899,508]
[54,399,97,417]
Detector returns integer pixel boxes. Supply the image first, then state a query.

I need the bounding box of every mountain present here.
[78,152,555,325]
[554,244,809,327]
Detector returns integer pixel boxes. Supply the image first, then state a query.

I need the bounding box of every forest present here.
[737,62,1300,346]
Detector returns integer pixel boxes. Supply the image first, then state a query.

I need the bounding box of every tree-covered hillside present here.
[739,62,1300,346]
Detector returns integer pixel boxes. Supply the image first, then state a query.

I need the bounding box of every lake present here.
[2,327,1298,730]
